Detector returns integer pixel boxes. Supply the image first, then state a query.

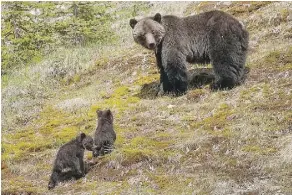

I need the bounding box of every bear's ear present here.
[130,19,138,29]
[106,109,111,115]
[154,13,162,23]
[96,110,103,117]
[78,133,86,142]
[106,109,113,121]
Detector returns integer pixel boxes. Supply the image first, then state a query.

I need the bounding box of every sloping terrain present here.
[2,2,292,195]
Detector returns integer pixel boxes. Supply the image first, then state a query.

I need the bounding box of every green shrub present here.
[1,2,118,73]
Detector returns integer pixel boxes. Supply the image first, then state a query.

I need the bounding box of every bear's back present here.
[94,122,116,143]
[160,10,247,50]
[161,10,245,34]
[57,139,78,158]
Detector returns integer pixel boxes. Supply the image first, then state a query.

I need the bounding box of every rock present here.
[287,13,292,22]
[56,97,89,111]
[167,104,176,109]
[269,13,282,26]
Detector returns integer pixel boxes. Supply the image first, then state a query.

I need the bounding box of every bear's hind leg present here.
[48,170,59,190]
[209,47,246,90]
[208,24,247,90]
[210,75,238,90]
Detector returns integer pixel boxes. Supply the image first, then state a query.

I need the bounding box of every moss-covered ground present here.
[2,2,292,194]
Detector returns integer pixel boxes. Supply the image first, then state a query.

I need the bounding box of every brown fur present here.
[93,109,116,157]
[48,133,93,190]
[130,10,249,95]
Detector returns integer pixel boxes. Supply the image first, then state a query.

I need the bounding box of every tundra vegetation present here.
[1,2,292,194]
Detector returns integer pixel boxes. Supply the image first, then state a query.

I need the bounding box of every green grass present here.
[2,2,292,194]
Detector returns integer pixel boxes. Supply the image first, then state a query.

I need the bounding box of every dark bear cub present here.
[130,10,249,95]
[93,109,116,157]
[48,133,93,190]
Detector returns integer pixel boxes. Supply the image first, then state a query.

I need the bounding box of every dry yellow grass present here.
[2,2,292,195]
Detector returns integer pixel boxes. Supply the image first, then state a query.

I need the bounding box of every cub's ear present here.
[106,109,113,121]
[154,13,161,23]
[106,109,112,115]
[130,19,138,29]
[78,133,86,142]
[96,110,103,117]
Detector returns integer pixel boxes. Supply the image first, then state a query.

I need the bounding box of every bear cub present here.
[130,10,249,95]
[93,109,116,157]
[48,133,93,190]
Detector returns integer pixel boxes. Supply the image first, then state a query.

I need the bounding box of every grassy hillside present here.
[2,2,292,194]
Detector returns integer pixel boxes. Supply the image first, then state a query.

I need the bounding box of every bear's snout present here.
[145,33,156,50]
[148,43,155,49]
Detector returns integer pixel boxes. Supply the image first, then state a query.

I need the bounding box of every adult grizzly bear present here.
[130,10,249,95]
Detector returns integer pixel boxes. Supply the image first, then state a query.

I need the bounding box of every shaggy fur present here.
[93,109,116,157]
[48,133,93,190]
[130,10,249,95]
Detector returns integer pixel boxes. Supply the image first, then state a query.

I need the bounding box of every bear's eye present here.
[138,35,145,41]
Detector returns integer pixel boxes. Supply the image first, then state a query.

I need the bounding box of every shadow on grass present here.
[136,68,215,99]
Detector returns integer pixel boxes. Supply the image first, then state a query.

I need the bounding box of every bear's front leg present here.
[163,53,188,95]
[92,143,102,157]
[71,157,84,178]
[79,157,85,177]
[159,68,174,94]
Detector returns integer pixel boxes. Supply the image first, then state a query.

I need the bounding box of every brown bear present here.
[130,10,249,95]
[93,109,116,157]
[48,133,93,190]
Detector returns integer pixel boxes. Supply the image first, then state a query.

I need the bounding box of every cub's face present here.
[130,13,165,50]
[83,136,94,151]
[78,133,94,151]
[97,109,113,124]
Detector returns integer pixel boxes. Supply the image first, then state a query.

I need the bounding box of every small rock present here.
[222,1,232,6]
[287,13,292,22]
[1,163,7,170]
[269,13,282,26]
[167,104,175,109]
[56,98,89,111]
